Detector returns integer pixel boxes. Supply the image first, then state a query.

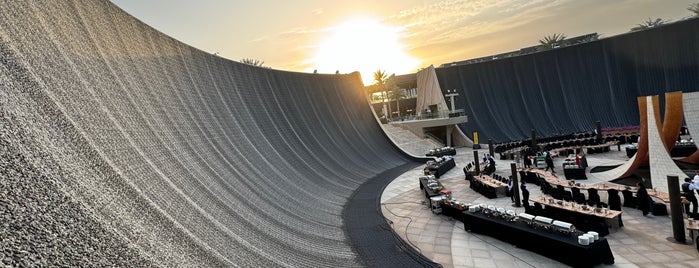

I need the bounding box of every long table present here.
[626,144,696,158]
[563,167,587,180]
[469,175,507,198]
[550,141,618,158]
[426,147,456,157]
[419,177,443,198]
[463,211,615,267]
[424,158,456,178]
[532,197,623,236]
[522,168,669,203]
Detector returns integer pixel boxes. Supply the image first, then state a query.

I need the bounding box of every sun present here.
[310,19,420,85]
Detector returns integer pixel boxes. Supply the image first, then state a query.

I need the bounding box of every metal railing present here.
[387,109,466,122]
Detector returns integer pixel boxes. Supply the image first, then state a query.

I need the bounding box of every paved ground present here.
[381,145,699,268]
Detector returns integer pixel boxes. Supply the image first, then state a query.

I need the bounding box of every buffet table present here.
[563,167,587,180]
[424,157,456,178]
[419,177,443,198]
[463,211,615,267]
[440,202,467,222]
[426,147,456,157]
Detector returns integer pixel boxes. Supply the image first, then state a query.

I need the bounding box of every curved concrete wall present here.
[0,1,412,266]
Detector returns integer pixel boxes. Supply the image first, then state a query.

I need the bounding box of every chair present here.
[622,189,637,208]
[551,185,565,200]
[607,189,622,211]
[571,187,586,204]
[587,188,601,206]
[532,202,544,215]
[652,202,668,216]
[563,190,573,201]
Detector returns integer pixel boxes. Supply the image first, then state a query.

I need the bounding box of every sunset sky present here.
[112,0,697,84]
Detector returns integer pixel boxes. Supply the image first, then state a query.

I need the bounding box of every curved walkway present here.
[344,162,441,267]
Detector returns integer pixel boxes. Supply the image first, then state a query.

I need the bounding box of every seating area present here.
[466,174,508,199]
[522,168,668,220]
[529,197,621,237]
[626,142,697,158]
[494,131,627,160]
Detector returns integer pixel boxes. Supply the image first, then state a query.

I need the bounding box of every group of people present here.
[521,151,556,173]
[636,171,699,218]
[681,171,699,218]
[505,178,530,207]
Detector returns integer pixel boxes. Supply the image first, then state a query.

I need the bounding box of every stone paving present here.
[382,145,699,268]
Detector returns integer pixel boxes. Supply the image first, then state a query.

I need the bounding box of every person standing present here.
[682,177,698,218]
[523,152,532,169]
[520,181,530,208]
[636,182,652,216]
[507,178,515,203]
[544,153,555,173]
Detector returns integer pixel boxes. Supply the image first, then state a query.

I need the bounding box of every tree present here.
[373,70,390,118]
[538,33,566,51]
[630,18,667,32]
[580,33,600,43]
[240,58,266,67]
[689,3,699,16]
[386,75,404,118]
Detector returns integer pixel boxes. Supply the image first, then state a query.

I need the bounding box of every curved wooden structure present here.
[661,92,684,151]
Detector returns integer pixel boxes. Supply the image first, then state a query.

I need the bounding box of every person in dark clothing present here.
[682,177,698,218]
[522,152,532,169]
[521,181,530,208]
[544,153,555,173]
[636,182,652,216]
[507,178,515,203]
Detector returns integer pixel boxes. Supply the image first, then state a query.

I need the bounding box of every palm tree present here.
[240,58,266,67]
[373,70,390,118]
[386,75,404,118]
[689,3,699,16]
[580,33,600,43]
[538,33,566,51]
[630,18,667,31]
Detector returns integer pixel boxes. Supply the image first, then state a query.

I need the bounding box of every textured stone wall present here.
[682,92,699,163]
[0,1,410,266]
[645,96,685,193]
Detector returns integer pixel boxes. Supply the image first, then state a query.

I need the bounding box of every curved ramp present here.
[682,92,699,164]
[0,1,427,267]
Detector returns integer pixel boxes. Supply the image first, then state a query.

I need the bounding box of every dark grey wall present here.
[436,17,699,143]
[0,1,413,267]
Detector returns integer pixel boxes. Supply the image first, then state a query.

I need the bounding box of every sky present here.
[111,0,697,85]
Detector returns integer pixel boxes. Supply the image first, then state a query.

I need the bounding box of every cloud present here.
[389,0,569,46]
[248,35,270,43]
[311,8,324,15]
[379,0,575,65]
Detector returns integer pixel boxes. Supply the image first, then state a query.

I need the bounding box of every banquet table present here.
[463,211,615,267]
[532,197,623,236]
[424,158,456,178]
[469,175,507,198]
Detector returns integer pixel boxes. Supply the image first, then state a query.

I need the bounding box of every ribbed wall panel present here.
[0,1,412,266]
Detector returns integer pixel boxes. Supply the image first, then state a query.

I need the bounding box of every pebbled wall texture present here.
[0,1,413,267]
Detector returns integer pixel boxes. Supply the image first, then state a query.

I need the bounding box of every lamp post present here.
[445,89,459,113]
